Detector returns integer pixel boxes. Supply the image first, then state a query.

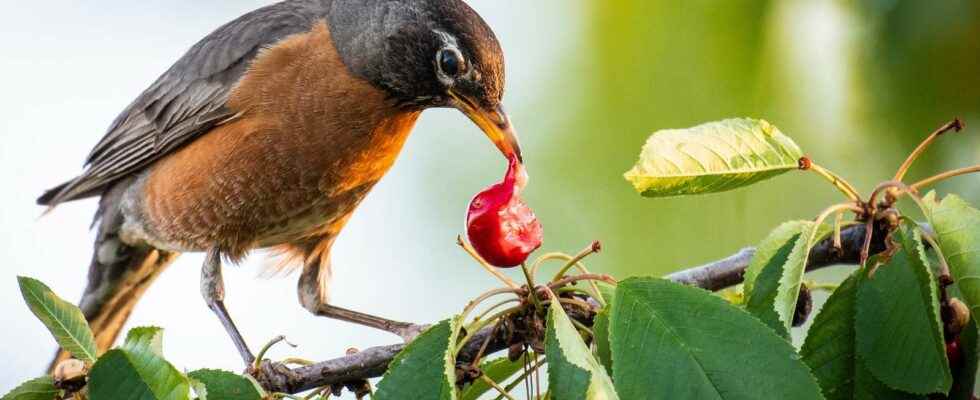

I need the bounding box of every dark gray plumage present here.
[39,1,330,206]
[39,0,504,207]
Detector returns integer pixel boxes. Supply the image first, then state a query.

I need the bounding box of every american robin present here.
[38,0,520,367]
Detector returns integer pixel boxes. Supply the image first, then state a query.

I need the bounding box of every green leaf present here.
[923,193,980,319]
[17,276,98,364]
[950,318,979,399]
[187,370,264,400]
[375,319,459,400]
[610,277,823,400]
[0,377,60,400]
[459,358,523,400]
[743,221,808,296]
[624,118,803,197]
[593,309,613,375]
[546,297,619,400]
[89,328,190,400]
[745,222,829,336]
[856,225,951,394]
[801,271,859,398]
[801,270,924,399]
[853,359,925,400]
[123,327,165,358]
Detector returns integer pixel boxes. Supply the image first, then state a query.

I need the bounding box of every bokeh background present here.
[1,0,978,395]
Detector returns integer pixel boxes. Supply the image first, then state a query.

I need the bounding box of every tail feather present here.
[47,180,179,371]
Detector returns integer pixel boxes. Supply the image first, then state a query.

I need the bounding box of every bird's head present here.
[328,0,521,162]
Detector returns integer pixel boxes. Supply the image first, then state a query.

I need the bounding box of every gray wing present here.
[39,0,328,206]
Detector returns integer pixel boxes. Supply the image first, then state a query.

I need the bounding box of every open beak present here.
[450,91,523,163]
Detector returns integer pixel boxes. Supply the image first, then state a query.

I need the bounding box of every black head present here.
[327,0,520,161]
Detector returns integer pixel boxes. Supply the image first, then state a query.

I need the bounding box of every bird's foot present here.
[249,358,373,399]
[248,359,300,393]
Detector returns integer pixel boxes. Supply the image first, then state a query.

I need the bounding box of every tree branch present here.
[257,221,892,394]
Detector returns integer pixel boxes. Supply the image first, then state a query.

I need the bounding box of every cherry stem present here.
[529,248,606,306]
[497,355,546,399]
[460,287,522,325]
[547,274,618,291]
[471,298,520,323]
[457,306,522,354]
[814,203,864,231]
[457,236,521,290]
[833,212,845,251]
[542,297,594,312]
[253,335,296,372]
[552,241,602,281]
[909,165,980,192]
[482,374,517,400]
[521,262,544,314]
[800,159,863,202]
[894,119,964,182]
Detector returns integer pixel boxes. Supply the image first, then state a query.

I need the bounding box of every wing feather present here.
[40,0,329,206]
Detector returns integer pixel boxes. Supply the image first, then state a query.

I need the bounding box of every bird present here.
[38,0,521,368]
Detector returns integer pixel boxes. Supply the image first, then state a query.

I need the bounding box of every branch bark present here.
[257,221,891,394]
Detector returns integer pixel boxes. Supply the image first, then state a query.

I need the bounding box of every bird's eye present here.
[437,48,465,77]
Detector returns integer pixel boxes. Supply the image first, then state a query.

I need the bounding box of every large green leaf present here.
[88,327,190,400]
[745,222,829,336]
[459,357,524,400]
[593,309,613,375]
[546,297,619,400]
[17,276,98,364]
[856,225,951,394]
[375,319,458,400]
[187,370,264,400]
[0,377,60,400]
[801,271,925,400]
[624,118,803,197]
[923,193,980,318]
[610,278,823,399]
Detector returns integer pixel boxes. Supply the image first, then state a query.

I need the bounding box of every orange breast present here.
[139,21,421,257]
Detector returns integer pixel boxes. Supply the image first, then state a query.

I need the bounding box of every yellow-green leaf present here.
[624,118,803,197]
[1,377,60,400]
[17,276,98,364]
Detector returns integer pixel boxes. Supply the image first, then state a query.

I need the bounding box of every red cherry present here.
[947,339,962,367]
[466,157,543,268]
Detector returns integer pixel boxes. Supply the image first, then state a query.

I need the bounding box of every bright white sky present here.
[0,0,582,394]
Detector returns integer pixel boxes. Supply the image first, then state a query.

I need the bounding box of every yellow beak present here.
[450,91,523,163]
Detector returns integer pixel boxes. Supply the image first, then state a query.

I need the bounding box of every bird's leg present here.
[298,257,426,342]
[201,248,255,365]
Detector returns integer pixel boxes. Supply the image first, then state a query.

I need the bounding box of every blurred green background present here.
[424,0,980,283]
[2,0,979,393]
